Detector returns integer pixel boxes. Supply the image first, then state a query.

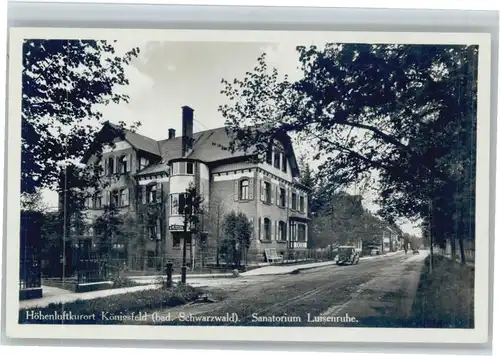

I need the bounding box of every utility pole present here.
[429,197,433,273]
[216,204,220,267]
[62,163,68,287]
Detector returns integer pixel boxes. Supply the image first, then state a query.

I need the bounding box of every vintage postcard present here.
[4,28,492,344]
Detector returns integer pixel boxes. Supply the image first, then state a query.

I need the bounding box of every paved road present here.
[140,250,429,327]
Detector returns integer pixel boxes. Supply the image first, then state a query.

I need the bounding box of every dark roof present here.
[136,162,169,177]
[94,122,301,178]
[107,122,161,156]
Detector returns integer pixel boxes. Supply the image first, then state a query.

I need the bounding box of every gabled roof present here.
[88,121,302,178]
[107,122,161,156]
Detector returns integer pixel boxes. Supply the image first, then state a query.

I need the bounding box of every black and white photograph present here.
[4,28,492,343]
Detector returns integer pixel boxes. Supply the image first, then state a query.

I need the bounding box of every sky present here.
[40,39,422,236]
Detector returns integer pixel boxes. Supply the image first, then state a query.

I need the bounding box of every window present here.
[140,157,149,170]
[120,189,129,206]
[266,147,272,165]
[173,235,181,247]
[107,157,114,175]
[111,190,119,207]
[279,221,287,241]
[299,196,305,213]
[279,188,286,207]
[171,162,195,175]
[290,221,297,241]
[281,152,287,173]
[147,185,157,203]
[263,182,271,204]
[239,179,249,200]
[170,193,189,215]
[298,224,306,242]
[264,218,271,240]
[119,155,128,173]
[148,225,157,240]
[274,150,281,169]
[291,192,297,210]
[93,192,102,209]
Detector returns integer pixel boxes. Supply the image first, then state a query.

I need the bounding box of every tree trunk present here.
[459,237,466,265]
[450,237,457,262]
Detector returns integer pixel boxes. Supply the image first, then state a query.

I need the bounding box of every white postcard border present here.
[5,28,492,344]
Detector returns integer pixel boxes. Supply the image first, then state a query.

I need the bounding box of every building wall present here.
[80,136,310,267]
[209,159,310,263]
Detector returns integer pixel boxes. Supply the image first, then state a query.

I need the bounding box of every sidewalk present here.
[21,251,406,309]
[130,273,232,284]
[19,284,159,309]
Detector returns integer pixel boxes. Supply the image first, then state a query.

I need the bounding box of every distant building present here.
[382,226,401,252]
[78,106,310,268]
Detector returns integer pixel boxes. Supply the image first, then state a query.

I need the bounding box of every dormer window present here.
[274,149,281,169]
[266,147,272,165]
[139,157,149,170]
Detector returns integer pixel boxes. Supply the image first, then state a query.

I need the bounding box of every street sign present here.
[169,224,185,232]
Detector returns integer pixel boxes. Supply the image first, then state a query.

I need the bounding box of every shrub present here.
[19,284,201,324]
[111,275,139,289]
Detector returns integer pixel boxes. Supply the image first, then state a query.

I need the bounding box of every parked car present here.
[335,246,360,266]
[413,249,420,255]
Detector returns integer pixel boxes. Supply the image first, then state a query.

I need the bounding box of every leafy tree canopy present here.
[22,39,141,194]
[220,43,477,248]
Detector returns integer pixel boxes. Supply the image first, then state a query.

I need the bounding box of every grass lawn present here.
[19,284,201,324]
[408,254,474,328]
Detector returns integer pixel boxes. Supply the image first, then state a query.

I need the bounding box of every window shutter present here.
[128,188,133,207]
[270,184,275,205]
[250,217,255,239]
[234,180,239,201]
[113,156,118,174]
[287,189,292,209]
[157,183,162,202]
[260,180,264,201]
[102,191,108,206]
[274,221,278,240]
[156,219,162,240]
[104,159,108,176]
[141,186,147,205]
[249,178,254,200]
[260,218,264,240]
[128,154,133,172]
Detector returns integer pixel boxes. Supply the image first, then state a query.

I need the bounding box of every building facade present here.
[81,106,310,268]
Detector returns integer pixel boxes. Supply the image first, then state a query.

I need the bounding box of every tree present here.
[219,44,477,263]
[220,211,252,267]
[21,190,48,212]
[93,204,124,259]
[298,154,315,189]
[206,196,226,266]
[179,182,205,280]
[22,39,140,194]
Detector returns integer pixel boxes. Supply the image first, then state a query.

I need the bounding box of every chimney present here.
[181,106,194,156]
[168,128,176,139]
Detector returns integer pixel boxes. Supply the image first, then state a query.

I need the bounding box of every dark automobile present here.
[335,246,360,266]
[413,250,420,255]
